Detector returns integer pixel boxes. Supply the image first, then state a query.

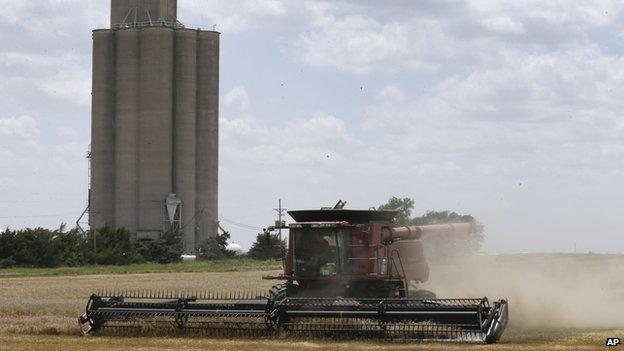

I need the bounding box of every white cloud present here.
[220,110,355,170]
[427,46,624,128]
[221,115,262,138]
[224,85,251,111]
[0,115,39,139]
[360,45,624,193]
[480,15,526,36]
[284,112,353,146]
[36,67,91,108]
[295,1,624,74]
[299,15,410,74]
[182,0,327,33]
[55,142,85,159]
[0,1,98,117]
[242,0,288,17]
[379,85,406,102]
[55,126,76,137]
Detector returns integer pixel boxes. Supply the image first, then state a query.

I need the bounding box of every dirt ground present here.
[0,254,622,350]
[0,270,278,335]
[0,331,621,351]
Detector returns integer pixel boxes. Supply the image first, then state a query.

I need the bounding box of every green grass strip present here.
[0,258,281,278]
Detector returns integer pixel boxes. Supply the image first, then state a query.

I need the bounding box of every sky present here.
[0,0,623,253]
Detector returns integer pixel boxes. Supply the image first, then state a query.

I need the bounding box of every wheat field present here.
[0,255,622,350]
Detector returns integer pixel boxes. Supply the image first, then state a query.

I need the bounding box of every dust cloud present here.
[420,253,624,329]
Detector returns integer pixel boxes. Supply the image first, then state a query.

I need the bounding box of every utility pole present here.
[273,199,287,241]
[93,229,97,266]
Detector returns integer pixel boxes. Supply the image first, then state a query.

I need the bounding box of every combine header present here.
[79,202,508,343]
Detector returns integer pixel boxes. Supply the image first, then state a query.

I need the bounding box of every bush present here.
[51,227,88,267]
[83,227,143,265]
[135,231,182,264]
[197,231,234,260]
[0,228,16,260]
[0,226,88,267]
[0,257,15,268]
[10,228,54,267]
[0,225,184,268]
[247,231,285,260]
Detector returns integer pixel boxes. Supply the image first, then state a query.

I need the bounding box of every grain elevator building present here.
[89,0,219,254]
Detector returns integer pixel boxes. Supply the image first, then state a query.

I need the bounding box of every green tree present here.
[378,197,415,226]
[378,197,485,257]
[0,228,17,263]
[0,226,88,267]
[197,230,235,260]
[135,231,182,264]
[83,227,144,265]
[0,225,187,268]
[247,230,285,260]
[49,227,88,267]
[411,210,484,257]
[410,210,475,226]
[11,228,56,267]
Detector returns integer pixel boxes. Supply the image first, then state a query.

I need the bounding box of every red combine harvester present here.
[79,202,508,343]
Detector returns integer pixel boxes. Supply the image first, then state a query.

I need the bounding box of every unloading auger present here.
[79,203,509,343]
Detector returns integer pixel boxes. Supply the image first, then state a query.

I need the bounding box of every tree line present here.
[0,225,284,268]
[378,196,484,260]
[0,196,481,268]
[0,225,182,268]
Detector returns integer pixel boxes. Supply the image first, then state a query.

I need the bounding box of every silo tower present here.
[89,0,219,254]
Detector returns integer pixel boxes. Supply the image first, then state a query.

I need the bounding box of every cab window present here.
[293,228,339,277]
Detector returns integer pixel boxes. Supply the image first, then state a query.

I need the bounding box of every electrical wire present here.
[0,198,83,204]
[219,217,261,231]
[0,212,77,219]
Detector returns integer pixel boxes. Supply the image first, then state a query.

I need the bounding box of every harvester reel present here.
[78,288,508,343]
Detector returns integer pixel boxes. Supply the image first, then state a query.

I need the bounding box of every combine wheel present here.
[174,314,189,329]
[377,300,388,330]
[267,283,296,330]
[268,282,297,301]
[263,314,277,330]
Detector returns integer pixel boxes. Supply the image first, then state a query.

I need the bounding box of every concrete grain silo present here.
[113,28,140,232]
[137,26,174,235]
[173,28,198,252]
[196,31,220,245]
[90,30,116,230]
[89,0,219,254]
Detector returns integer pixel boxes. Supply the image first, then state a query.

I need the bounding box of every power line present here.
[0,212,77,219]
[219,217,261,231]
[219,212,268,220]
[0,198,83,204]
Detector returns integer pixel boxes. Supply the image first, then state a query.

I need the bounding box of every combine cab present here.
[79,203,508,343]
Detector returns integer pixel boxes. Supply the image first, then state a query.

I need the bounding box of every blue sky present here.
[0,0,623,253]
